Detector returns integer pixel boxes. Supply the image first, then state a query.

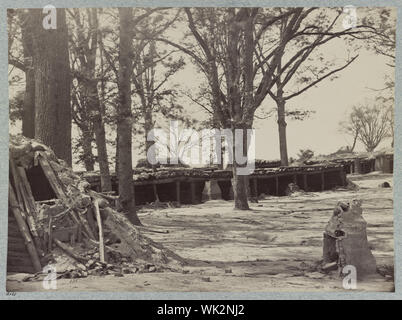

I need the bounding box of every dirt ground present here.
[7,172,394,292]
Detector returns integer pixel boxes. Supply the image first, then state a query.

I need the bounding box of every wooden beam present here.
[93,200,105,263]
[37,154,67,200]
[8,184,42,273]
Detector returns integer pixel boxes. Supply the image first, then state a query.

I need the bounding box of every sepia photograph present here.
[6,5,396,293]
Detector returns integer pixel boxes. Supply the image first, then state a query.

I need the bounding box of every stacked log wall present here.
[7,209,36,274]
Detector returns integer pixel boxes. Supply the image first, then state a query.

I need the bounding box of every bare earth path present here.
[7,172,394,292]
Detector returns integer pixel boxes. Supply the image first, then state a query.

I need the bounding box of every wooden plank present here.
[9,160,25,218]
[17,167,36,212]
[37,154,67,200]
[93,200,105,263]
[16,167,43,254]
[8,184,41,273]
[152,183,160,202]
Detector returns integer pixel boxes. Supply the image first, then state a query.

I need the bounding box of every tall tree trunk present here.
[81,125,95,171]
[31,8,71,165]
[144,106,154,159]
[232,126,250,210]
[22,67,35,138]
[115,132,119,174]
[88,77,112,191]
[18,11,35,138]
[277,98,289,166]
[93,113,112,191]
[117,8,140,225]
[88,8,112,192]
[351,130,358,152]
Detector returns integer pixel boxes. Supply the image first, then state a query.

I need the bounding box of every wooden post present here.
[93,200,105,263]
[354,158,361,174]
[252,178,258,198]
[38,154,67,200]
[275,176,279,196]
[190,180,197,204]
[48,216,53,253]
[340,168,346,186]
[153,183,160,202]
[293,174,297,184]
[303,174,308,191]
[321,172,325,191]
[9,160,24,207]
[176,181,181,205]
[9,185,42,273]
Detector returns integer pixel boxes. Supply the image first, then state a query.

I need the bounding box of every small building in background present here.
[375,148,394,173]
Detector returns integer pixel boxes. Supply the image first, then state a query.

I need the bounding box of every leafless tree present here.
[343,103,391,152]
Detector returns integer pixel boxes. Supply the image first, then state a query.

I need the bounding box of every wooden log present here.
[37,154,67,200]
[36,199,58,205]
[48,216,53,252]
[17,167,36,213]
[152,183,160,202]
[8,185,42,273]
[93,200,105,263]
[15,166,45,255]
[9,160,25,218]
[53,238,88,264]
